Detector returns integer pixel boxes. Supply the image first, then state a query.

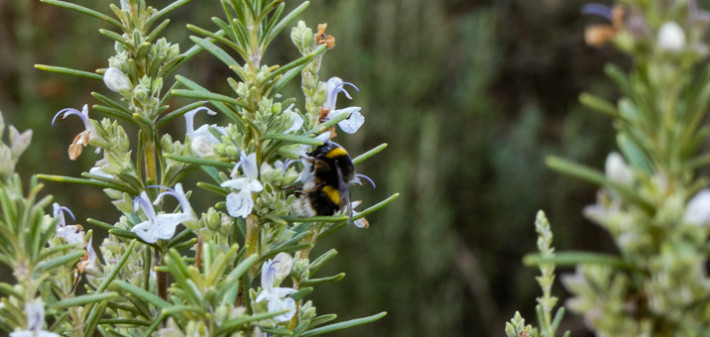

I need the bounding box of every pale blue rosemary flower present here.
[131,183,196,243]
[103,67,132,92]
[10,299,59,337]
[52,203,83,246]
[51,104,96,160]
[184,106,224,157]
[255,253,296,322]
[283,104,304,134]
[88,153,114,180]
[323,77,364,134]
[221,152,263,218]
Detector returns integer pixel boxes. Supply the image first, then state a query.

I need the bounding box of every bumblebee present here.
[294,141,356,219]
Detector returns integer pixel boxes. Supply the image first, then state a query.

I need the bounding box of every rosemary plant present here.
[512,0,710,336]
[0,0,396,336]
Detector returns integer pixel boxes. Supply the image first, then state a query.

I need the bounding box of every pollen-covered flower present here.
[103,67,132,92]
[52,104,96,160]
[319,77,364,134]
[256,253,297,322]
[221,152,264,218]
[316,23,336,49]
[184,106,224,157]
[10,298,59,337]
[131,184,196,243]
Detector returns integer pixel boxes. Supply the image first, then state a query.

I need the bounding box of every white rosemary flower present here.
[221,152,264,218]
[255,253,297,322]
[322,77,364,134]
[10,299,59,337]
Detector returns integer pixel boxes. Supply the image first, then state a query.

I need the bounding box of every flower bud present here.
[657,21,686,53]
[683,189,710,226]
[605,152,633,185]
[103,67,132,92]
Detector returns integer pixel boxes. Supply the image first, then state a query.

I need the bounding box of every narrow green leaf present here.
[109,228,140,240]
[37,174,135,194]
[111,280,171,309]
[37,243,80,261]
[35,64,103,81]
[162,305,205,315]
[289,287,313,301]
[309,314,338,329]
[281,215,349,223]
[40,0,122,28]
[97,240,136,293]
[87,218,113,231]
[34,250,85,275]
[156,101,206,128]
[523,251,633,270]
[352,143,388,165]
[93,104,134,123]
[53,292,118,309]
[98,319,151,326]
[99,29,132,50]
[190,36,239,67]
[175,75,242,125]
[165,153,234,168]
[217,310,287,334]
[550,307,566,334]
[261,327,294,336]
[308,111,350,135]
[83,301,107,337]
[300,273,345,286]
[545,156,653,212]
[309,249,337,274]
[301,312,387,336]
[172,89,247,109]
[147,0,193,26]
[197,182,229,196]
[263,133,326,146]
[225,254,258,281]
[91,92,130,113]
[0,282,22,298]
[579,93,618,118]
[260,1,309,48]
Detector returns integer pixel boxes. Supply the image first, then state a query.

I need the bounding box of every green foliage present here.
[2,0,395,335]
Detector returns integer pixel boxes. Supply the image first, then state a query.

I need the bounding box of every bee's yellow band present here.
[325,147,348,158]
[322,185,340,205]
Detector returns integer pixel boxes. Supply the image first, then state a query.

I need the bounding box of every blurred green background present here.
[0,0,629,336]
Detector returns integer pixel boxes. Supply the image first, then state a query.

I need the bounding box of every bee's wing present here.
[336,165,353,223]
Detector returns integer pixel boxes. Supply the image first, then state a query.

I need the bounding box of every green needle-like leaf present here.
[352,143,388,165]
[301,312,388,336]
[40,0,122,28]
[35,64,103,81]
[53,292,119,309]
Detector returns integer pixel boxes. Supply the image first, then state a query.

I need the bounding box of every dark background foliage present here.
[0,0,633,335]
